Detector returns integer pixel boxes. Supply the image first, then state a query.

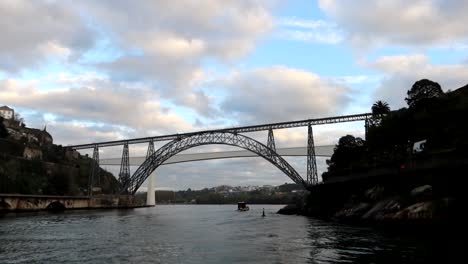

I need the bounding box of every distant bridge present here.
[68,112,373,195]
[99,146,335,166]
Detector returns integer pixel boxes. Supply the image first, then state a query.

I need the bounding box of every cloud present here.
[0,0,94,72]
[0,1,275,116]
[80,0,273,60]
[366,54,468,107]
[319,0,468,49]
[46,122,125,147]
[76,0,274,114]
[0,74,193,142]
[276,17,343,44]
[217,66,353,124]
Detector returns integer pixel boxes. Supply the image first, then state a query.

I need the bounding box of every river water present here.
[0,205,459,263]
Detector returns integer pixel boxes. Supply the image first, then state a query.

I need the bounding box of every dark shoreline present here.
[277,166,465,229]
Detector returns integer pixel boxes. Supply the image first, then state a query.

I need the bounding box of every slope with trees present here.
[323,79,468,181]
[0,116,120,195]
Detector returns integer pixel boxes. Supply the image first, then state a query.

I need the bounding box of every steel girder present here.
[123,131,307,194]
[70,113,373,149]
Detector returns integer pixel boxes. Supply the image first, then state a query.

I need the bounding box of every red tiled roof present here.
[0,105,13,110]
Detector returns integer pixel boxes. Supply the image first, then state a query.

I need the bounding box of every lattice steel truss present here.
[123,131,307,194]
[89,145,100,196]
[307,124,318,185]
[119,142,131,193]
[267,128,276,157]
[146,139,155,159]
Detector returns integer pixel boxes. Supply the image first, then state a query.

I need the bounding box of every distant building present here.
[413,139,427,153]
[0,105,14,120]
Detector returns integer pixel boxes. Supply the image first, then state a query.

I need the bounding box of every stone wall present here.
[0,194,147,212]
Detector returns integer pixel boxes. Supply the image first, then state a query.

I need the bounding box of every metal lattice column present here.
[365,117,369,140]
[119,142,131,193]
[89,145,99,196]
[146,139,155,159]
[307,123,318,185]
[267,128,276,157]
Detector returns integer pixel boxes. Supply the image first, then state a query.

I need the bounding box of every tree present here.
[405,79,443,108]
[369,100,391,128]
[323,135,368,180]
[371,100,390,115]
[337,135,364,148]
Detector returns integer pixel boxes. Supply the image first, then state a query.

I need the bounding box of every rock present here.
[362,199,401,220]
[335,202,371,219]
[393,201,435,220]
[365,185,385,201]
[411,185,432,201]
[277,204,300,215]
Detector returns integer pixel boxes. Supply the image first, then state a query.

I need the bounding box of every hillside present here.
[323,82,468,181]
[0,116,120,195]
[299,80,468,225]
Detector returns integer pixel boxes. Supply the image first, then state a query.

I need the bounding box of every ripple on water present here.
[0,205,457,263]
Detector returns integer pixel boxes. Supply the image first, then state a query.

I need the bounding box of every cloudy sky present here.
[1,0,467,190]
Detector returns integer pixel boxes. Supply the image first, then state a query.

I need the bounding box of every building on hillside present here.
[23,146,43,160]
[0,105,14,120]
[262,185,275,191]
[40,126,53,145]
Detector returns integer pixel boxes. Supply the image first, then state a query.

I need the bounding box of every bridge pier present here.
[146,171,156,206]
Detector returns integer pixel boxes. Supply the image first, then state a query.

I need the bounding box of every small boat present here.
[237,202,249,211]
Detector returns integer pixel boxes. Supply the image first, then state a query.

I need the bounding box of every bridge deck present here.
[69,113,371,149]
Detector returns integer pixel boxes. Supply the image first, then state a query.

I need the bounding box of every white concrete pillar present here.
[146,171,156,206]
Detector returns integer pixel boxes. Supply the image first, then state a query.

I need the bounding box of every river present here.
[0,205,459,263]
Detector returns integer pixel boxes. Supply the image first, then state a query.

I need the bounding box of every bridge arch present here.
[46,201,66,211]
[124,131,307,194]
[0,200,11,210]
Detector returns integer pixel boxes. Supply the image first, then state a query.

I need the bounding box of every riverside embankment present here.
[0,194,148,212]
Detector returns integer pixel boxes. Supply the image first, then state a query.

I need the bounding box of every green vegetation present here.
[323,79,468,181]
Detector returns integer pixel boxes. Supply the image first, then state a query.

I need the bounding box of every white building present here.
[0,105,14,120]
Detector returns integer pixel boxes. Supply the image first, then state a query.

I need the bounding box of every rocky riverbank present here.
[278,170,464,227]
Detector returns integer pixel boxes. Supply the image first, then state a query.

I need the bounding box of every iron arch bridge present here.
[124,131,305,195]
[69,112,374,195]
